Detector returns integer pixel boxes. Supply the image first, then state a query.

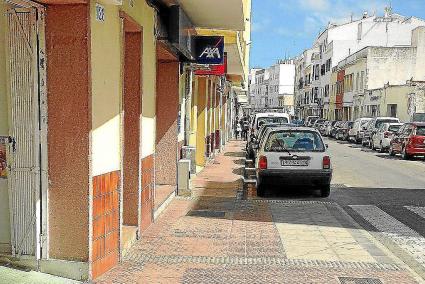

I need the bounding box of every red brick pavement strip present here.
[95,141,419,284]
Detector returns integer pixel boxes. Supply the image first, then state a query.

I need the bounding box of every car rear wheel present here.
[378,142,384,153]
[257,182,265,197]
[402,147,412,160]
[389,145,396,156]
[320,185,331,198]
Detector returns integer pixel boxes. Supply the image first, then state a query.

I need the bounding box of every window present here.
[325,59,331,72]
[416,126,425,136]
[265,130,325,152]
[314,64,320,80]
[357,23,362,40]
[360,71,364,90]
[387,104,397,118]
[321,64,325,76]
[324,84,330,97]
[356,73,359,91]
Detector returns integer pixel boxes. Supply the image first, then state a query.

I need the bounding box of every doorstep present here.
[153,185,176,220]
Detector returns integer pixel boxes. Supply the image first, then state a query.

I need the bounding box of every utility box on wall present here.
[177,159,191,196]
[181,146,196,174]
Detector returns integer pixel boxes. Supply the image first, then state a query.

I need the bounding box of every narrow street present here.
[95,140,425,284]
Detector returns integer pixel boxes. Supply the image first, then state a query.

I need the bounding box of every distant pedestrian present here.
[236,122,242,139]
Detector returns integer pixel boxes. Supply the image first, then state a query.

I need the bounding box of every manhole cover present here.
[187,210,226,218]
[338,277,383,284]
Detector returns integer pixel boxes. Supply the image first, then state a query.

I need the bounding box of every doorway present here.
[121,14,142,254]
[4,0,47,259]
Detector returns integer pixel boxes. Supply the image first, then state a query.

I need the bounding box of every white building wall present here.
[302,10,425,117]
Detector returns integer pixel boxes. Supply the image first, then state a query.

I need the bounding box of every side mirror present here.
[325,144,329,149]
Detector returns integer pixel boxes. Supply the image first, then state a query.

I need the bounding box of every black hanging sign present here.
[195,36,224,65]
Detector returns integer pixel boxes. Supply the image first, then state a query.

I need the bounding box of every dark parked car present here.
[330,121,343,138]
[336,121,353,141]
[389,122,425,159]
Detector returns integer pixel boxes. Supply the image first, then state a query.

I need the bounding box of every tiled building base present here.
[92,171,120,279]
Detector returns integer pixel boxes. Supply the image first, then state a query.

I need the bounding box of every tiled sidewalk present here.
[0,266,79,284]
[96,141,421,284]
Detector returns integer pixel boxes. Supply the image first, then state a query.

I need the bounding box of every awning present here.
[176,0,245,31]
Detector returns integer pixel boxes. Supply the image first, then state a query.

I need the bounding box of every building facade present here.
[249,60,295,113]
[0,0,251,281]
[331,27,425,121]
[295,8,425,119]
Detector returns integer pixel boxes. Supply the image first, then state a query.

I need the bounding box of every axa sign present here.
[195,36,224,65]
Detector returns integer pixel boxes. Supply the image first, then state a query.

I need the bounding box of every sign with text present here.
[195,36,224,65]
[195,54,227,76]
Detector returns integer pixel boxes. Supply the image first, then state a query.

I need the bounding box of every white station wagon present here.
[255,127,333,197]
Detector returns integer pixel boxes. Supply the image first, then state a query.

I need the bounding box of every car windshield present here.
[375,119,398,128]
[361,120,370,126]
[265,130,325,152]
[257,117,288,128]
[388,125,401,132]
[416,126,425,136]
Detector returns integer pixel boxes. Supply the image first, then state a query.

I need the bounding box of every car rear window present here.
[375,119,399,128]
[257,117,289,128]
[388,125,401,132]
[416,126,425,136]
[265,130,325,152]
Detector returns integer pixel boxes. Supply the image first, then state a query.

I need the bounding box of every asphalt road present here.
[259,138,425,281]
[325,138,425,237]
[328,138,425,189]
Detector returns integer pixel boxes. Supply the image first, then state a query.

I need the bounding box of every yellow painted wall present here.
[120,0,156,159]
[0,1,11,251]
[90,1,122,176]
[195,77,207,166]
[189,77,198,147]
[380,85,414,122]
[90,0,157,177]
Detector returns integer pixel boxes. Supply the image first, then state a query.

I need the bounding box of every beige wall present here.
[0,1,11,251]
[90,0,157,171]
[120,1,156,159]
[90,1,122,177]
[379,85,415,122]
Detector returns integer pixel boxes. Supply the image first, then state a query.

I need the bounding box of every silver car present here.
[371,123,403,152]
[255,127,333,197]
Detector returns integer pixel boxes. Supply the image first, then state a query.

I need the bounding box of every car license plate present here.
[281,159,309,166]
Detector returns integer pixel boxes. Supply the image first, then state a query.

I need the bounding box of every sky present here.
[250,0,425,69]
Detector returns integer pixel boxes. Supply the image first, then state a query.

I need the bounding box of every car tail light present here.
[258,156,268,170]
[323,156,331,169]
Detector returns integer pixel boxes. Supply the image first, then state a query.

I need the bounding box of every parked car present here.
[336,121,353,141]
[362,117,400,148]
[312,119,326,129]
[249,123,296,162]
[255,126,332,197]
[349,118,372,143]
[371,123,403,152]
[247,112,291,158]
[389,122,425,159]
[292,119,305,126]
[325,121,338,136]
[318,121,329,136]
[305,116,319,127]
[330,121,344,138]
